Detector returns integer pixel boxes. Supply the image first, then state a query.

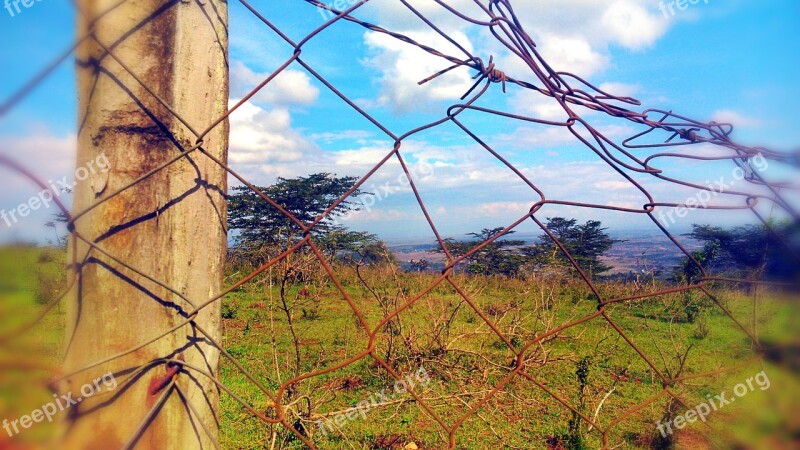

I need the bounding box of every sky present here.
[0,0,798,244]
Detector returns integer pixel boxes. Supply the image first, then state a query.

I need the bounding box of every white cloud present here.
[358,0,672,115]
[363,30,475,112]
[229,101,306,163]
[309,130,374,144]
[598,82,641,99]
[508,91,571,121]
[0,128,77,190]
[595,180,635,191]
[711,109,763,129]
[0,128,77,242]
[230,60,319,106]
[600,1,669,50]
[227,102,403,184]
[473,201,531,216]
[508,0,670,51]
[522,33,609,78]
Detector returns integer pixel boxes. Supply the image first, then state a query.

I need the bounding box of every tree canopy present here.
[228,173,364,247]
[677,222,799,283]
[227,173,390,264]
[436,218,619,278]
[438,227,528,278]
[531,218,620,277]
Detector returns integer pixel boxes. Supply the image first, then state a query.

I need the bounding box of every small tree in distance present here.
[437,227,528,278]
[677,222,799,283]
[436,219,619,279]
[531,217,620,278]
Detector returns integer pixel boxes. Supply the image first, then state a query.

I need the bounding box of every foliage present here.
[322,230,397,266]
[227,173,394,267]
[437,227,528,278]
[409,259,430,272]
[221,303,238,320]
[438,218,619,279]
[563,356,591,450]
[678,222,799,282]
[530,217,621,277]
[228,173,367,251]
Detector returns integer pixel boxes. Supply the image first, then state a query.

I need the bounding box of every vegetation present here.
[437,218,619,279]
[531,217,620,277]
[1,175,797,449]
[438,227,529,278]
[2,242,798,449]
[679,222,800,283]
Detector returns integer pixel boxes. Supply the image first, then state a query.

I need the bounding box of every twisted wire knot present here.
[476,56,508,92]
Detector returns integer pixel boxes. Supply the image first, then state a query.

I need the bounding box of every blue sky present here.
[0,0,798,243]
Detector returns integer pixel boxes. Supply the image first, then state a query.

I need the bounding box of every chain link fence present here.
[1,0,799,448]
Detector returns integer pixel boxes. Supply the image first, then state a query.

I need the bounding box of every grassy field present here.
[0,246,68,446]
[1,246,798,449]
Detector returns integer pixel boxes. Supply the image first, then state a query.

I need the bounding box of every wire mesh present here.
[1,0,798,449]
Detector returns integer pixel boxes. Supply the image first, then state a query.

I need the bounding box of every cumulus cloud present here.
[598,82,641,98]
[362,30,475,112]
[600,1,669,50]
[230,60,320,106]
[504,32,609,79]
[358,0,671,114]
[227,102,410,185]
[229,101,310,166]
[507,0,669,52]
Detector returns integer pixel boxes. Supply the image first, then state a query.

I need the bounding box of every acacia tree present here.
[678,222,799,282]
[229,174,363,251]
[673,222,799,323]
[227,173,383,374]
[438,227,528,277]
[437,220,618,279]
[531,217,620,278]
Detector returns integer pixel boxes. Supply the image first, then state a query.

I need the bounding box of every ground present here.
[1,246,798,449]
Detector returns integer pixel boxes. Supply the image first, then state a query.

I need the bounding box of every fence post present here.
[63,0,228,447]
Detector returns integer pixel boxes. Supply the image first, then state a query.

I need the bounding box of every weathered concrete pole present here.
[64,0,228,447]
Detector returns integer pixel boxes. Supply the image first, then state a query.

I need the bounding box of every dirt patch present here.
[326,375,365,392]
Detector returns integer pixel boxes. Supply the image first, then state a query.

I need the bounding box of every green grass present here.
[2,247,798,449]
[0,246,67,445]
[217,265,800,449]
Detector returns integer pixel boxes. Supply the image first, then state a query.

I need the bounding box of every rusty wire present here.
[0,0,798,448]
